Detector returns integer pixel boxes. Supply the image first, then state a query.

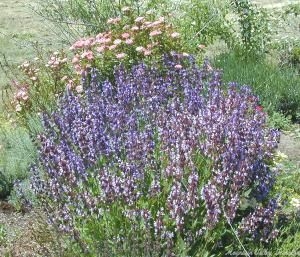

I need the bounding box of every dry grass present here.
[0,0,66,110]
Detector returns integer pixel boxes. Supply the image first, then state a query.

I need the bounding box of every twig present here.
[224,210,251,257]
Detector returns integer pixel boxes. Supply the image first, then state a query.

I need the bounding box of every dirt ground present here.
[279,132,300,166]
[0,205,65,257]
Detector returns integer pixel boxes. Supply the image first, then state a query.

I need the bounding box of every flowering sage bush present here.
[32,54,280,256]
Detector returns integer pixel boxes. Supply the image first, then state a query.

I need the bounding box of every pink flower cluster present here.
[11,80,29,112]
[18,61,39,82]
[46,51,68,70]
[69,12,183,75]
[11,50,75,114]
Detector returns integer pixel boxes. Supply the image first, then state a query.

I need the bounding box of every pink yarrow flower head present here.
[21,61,30,68]
[108,45,117,50]
[171,32,180,38]
[75,85,83,93]
[15,104,22,112]
[96,32,104,39]
[96,37,108,44]
[116,53,126,59]
[70,38,94,50]
[149,18,164,27]
[61,76,68,82]
[74,64,82,74]
[70,40,85,50]
[16,89,29,101]
[104,37,112,44]
[113,39,122,45]
[96,46,106,53]
[66,79,75,89]
[121,32,130,39]
[107,17,121,25]
[143,49,152,56]
[81,50,94,60]
[72,55,80,64]
[158,16,165,22]
[135,16,145,23]
[131,26,139,31]
[149,30,162,37]
[121,6,131,13]
[125,38,134,45]
[136,46,145,52]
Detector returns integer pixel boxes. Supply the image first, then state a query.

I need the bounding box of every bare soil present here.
[279,132,300,167]
[0,203,67,257]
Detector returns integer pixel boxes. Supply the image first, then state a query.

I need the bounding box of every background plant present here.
[5,48,77,124]
[266,112,293,131]
[69,9,185,80]
[0,223,7,246]
[230,0,273,58]
[213,52,300,122]
[33,0,177,43]
[0,121,37,201]
[173,0,233,53]
[34,0,121,42]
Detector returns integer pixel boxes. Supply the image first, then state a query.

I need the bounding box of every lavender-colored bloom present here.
[239,199,279,243]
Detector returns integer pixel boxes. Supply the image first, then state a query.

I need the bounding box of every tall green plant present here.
[0,121,37,200]
[231,0,272,58]
[34,0,174,42]
[34,0,121,41]
[174,0,233,53]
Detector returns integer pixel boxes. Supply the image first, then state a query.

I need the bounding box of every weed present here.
[0,224,7,245]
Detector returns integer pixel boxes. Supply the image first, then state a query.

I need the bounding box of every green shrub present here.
[0,121,36,200]
[213,52,300,121]
[0,223,7,245]
[34,0,120,40]
[284,3,300,18]
[267,159,300,255]
[290,46,300,69]
[172,0,233,53]
[267,112,293,131]
[231,0,272,58]
[274,40,300,72]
